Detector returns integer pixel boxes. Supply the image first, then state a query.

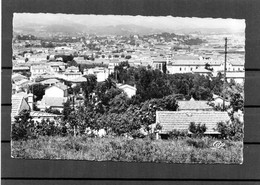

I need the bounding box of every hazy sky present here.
[14,13,245,32]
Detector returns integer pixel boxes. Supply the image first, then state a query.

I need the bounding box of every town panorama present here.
[11,14,245,163]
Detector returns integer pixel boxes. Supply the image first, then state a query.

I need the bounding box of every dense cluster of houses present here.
[11,32,244,137]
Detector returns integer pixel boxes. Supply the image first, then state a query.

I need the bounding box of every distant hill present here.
[14,23,168,36]
[13,22,244,37]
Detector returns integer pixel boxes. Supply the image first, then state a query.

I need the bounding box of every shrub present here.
[186,138,208,149]
[189,122,207,138]
[131,130,146,139]
[217,120,243,141]
[168,129,188,139]
[34,119,63,137]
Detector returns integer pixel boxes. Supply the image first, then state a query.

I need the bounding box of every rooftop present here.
[178,98,213,111]
[40,96,67,107]
[30,111,62,117]
[156,111,230,134]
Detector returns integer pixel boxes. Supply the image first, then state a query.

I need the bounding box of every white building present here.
[45,83,68,98]
[117,84,137,98]
[84,67,109,82]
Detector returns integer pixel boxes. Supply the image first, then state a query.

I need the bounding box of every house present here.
[69,76,87,83]
[12,66,30,73]
[48,62,66,72]
[83,67,109,82]
[177,98,213,111]
[30,65,48,78]
[210,94,230,108]
[12,73,28,83]
[37,96,67,112]
[37,83,68,111]
[30,111,62,123]
[117,84,137,98]
[45,83,68,98]
[154,111,230,138]
[64,71,82,81]
[192,68,212,76]
[225,71,245,84]
[40,78,60,86]
[152,58,167,73]
[11,93,31,122]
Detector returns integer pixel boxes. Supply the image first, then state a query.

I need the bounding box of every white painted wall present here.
[45,86,64,98]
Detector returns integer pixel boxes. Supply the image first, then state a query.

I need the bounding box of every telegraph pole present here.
[223,37,227,110]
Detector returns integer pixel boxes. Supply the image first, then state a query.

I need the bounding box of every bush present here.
[168,129,188,139]
[34,119,63,137]
[186,138,208,149]
[189,122,207,138]
[131,130,146,139]
[217,120,243,141]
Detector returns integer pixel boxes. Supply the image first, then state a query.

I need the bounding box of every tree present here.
[62,100,73,121]
[29,84,49,101]
[108,93,129,114]
[67,60,79,67]
[11,110,34,140]
[81,74,97,99]
[230,93,244,112]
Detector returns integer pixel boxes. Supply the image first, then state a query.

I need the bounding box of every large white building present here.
[84,67,109,82]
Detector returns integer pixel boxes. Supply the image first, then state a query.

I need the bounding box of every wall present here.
[45,86,64,98]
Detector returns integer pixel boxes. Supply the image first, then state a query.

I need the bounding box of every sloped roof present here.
[11,96,24,117]
[40,96,67,107]
[46,83,68,91]
[12,73,28,82]
[172,55,200,60]
[30,111,62,117]
[31,65,48,70]
[69,76,87,82]
[15,79,30,86]
[192,68,212,73]
[11,95,30,121]
[13,66,30,71]
[40,78,60,85]
[156,111,230,134]
[178,98,213,111]
[117,84,137,91]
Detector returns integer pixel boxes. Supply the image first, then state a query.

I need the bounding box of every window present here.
[180,67,182,71]
[191,68,193,71]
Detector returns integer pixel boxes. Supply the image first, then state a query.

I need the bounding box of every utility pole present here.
[223,37,227,111]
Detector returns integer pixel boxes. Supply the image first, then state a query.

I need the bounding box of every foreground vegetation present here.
[12,136,243,164]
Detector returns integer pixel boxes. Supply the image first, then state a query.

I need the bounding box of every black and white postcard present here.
[11,13,245,164]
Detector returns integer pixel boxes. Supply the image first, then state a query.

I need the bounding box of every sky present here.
[13,13,245,32]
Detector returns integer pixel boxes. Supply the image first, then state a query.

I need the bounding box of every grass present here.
[11,136,243,164]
